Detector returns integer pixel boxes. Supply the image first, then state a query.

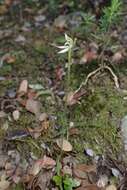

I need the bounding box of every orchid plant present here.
[56,33,76,91]
[55,34,76,141]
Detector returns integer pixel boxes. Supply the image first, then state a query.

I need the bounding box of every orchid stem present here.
[65,49,72,140]
[67,48,72,92]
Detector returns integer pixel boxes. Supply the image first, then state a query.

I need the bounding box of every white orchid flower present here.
[57,33,75,54]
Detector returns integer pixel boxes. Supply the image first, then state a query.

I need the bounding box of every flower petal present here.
[65,33,68,41]
[58,48,69,54]
[56,45,67,49]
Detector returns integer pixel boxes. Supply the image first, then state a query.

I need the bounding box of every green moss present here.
[0,80,15,96]
[33,40,49,54]
[12,184,23,190]
[67,84,126,160]
[0,65,12,75]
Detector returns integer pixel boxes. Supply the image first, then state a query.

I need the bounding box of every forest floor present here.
[0,1,127,190]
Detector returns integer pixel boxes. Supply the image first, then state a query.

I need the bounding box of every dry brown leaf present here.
[73,168,88,179]
[6,55,15,63]
[81,179,90,187]
[28,125,44,134]
[76,188,85,190]
[27,89,37,99]
[41,120,50,130]
[76,184,101,190]
[29,155,56,176]
[39,113,48,122]
[69,127,80,136]
[76,164,96,173]
[27,169,53,190]
[80,51,97,64]
[29,160,44,176]
[112,52,122,63]
[66,90,87,106]
[22,174,32,183]
[28,120,49,139]
[28,127,42,136]
[25,99,41,117]
[73,164,96,179]
[66,92,77,106]
[42,155,56,169]
[56,138,73,152]
[18,80,28,95]
[17,97,26,107]
[55,66,65,81]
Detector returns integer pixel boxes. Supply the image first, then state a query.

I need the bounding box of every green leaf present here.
[29,84,44,90]
[63,177,80,190]
[53,175,62,187]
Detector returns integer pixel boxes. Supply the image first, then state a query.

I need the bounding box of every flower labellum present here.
[56,33,75,54]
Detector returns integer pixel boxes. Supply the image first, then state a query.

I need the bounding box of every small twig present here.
[104,65,120,89]
[74,65,120,95]
[75,67,102,93]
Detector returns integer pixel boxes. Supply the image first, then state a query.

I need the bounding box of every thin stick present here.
[74,65,120,95]
[104,65,120,89]
[75,67,102,93]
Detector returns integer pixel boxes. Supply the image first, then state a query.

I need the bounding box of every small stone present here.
[85,148,94,157]
[6,89,16,98]
[111,168,120,178]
